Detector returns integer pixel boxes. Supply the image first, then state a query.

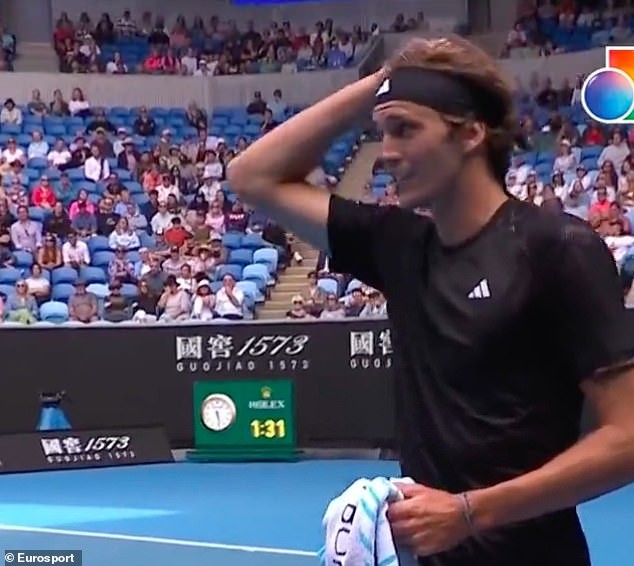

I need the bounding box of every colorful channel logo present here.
[582,47,634,124]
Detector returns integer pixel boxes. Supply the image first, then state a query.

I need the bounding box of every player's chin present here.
[397,180,434,209]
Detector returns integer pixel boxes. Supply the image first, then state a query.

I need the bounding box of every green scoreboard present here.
[186,380,299,462]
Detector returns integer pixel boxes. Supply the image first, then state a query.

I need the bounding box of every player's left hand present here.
[387,483,472,557]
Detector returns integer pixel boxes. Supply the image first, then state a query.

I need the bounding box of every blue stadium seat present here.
[0,267,21,285]
[317,277,339,296]
[13,250,33,270]
[80,266,107,285]
[51,283,75,302]
[87,236,110,255]
[86,283,108,299]
[240,233,267,250]
[121,283,138,299]
[242,263,270,288]
[253,248,279,274]
[236,280,258,308]
[51,267,78,285]
[228,248,253,267]
[39,301,69,323]
[222,233,242,250]
[92,251,115,268]
[210,281,223,294]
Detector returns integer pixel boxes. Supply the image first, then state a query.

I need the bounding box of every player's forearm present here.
[228,72,383,197]
[469,424,634,531]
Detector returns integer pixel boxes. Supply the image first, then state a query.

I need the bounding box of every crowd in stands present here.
[502,0,634,58]
[0,85,344,324]
[51,8,425,76]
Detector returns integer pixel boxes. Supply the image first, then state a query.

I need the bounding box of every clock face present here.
[201,394,237,431]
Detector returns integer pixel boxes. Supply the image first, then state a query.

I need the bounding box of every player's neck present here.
[431,165,508,247]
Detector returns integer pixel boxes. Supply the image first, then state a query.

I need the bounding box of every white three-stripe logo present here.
[468,279,491,299]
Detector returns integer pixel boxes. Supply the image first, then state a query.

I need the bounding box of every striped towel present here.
[318,476,418,566]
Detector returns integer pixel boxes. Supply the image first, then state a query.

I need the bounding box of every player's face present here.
[373,101,465,208]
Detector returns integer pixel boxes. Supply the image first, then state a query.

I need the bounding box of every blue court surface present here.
[0,460,631,565]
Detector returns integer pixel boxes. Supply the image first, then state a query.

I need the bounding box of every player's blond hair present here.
[387,36,516,184]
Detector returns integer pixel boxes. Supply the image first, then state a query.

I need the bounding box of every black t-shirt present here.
[327,195,634,566]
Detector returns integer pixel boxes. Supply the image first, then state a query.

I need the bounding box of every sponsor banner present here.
[0,426,173,474]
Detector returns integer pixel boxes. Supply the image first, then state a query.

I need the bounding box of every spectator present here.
[4,279,38,324]
[70,199,97,238]
[62,230,90,269]
[49,89,70,116]
[205,200,226,234]
[25,263,51,305]
[286,294,313,319]
[345,288,366,317]
[246,91,267,115]
[190,279,215,321]
[214,273,244,320]
[157,274,190,321]
[360,290,386,318]
[144,256,168,296]
[151,201,175,235]
[105,51,128,74]
[31,175,56,209]
[131,279,158,323]
[319,293,345,319]
[27,89,48,117]
[162,246,187,277]
[96,197,120,236]
[2,138,25,165]
[86,109,116,134]
[36,234,62,271]
[1,98,22,125]
[133,107,156,137]
[44,202,71,240]
[117,137,141,177]
[164,217,190,248]
[598,130,630,171]
[108,246,135,284]
[177,263,196,294]
[68,87,91,117]
[68,279,99,323]
[47,138,72,168]
[27,131,49,160]
[84,144,110,183]
[10,206,42,252]
[226,199,249,232]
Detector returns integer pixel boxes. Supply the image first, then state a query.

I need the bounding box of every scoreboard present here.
[187,379,298,462]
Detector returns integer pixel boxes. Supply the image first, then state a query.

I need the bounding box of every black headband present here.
[375,67,504,128]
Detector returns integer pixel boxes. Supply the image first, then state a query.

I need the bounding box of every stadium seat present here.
[88,236,110,255]
[39,301,69,324]
[13,251,33,270]
[228,248,253,267]
[253,248,279,274]
[222,232,242,250]
[80,266,107,285]
[216,264,243,281]
[236,279,264,304]
[86,283,109,299]
[240,233,267,250]
[92,251,115,268]
[242,263,271,288]
[51,266,78,285]
[0,267,22,285]
[51,283,75,302]
[317,277,339,296]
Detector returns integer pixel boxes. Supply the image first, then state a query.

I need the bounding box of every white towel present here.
[319,476,418,566]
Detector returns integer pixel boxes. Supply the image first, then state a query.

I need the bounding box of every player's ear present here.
[460,120,487,154]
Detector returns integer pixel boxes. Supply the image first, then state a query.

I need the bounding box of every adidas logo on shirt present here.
[468,279,491,299]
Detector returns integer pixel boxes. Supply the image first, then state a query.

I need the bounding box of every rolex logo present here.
[261,386,272,399]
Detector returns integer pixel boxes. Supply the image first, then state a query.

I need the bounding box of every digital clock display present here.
[250,419,287,439]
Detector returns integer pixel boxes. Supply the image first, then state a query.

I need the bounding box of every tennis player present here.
[228,36,634,566]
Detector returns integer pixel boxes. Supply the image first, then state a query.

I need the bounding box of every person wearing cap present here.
[552,139,577,174]
[0,98,22,125]
[30,175,57,210]
[103,279,132,323]
[158,129,172,158]
[133,106,156,137]
[113,127,129,156]
[157,171,180,203]
[47,138,72,168]
[117,136,141,176]
[228,38,634,563]
[27,130,49,160]
[68,280,99,323]
[359,289,387,318]
[86,108,116,135]
[190,279,215,321]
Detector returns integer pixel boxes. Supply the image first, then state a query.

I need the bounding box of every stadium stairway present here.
[257,141,381,320]
[14,42,59,72]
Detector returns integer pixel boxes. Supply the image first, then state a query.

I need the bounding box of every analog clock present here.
[200,393,237,431]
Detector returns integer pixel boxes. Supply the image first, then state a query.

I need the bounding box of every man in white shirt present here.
[62,230,91,269]
[214,274,244,320]
[204,151,224,181]
[47,138,72,167]
[151,201,175,235]
[2,138,25,165]
[84,144,110,182]
[156,173,181,203]
[198,174,220,203]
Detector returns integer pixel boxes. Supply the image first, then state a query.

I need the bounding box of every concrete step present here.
[14,42,58,73]
[259,309,290,320]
